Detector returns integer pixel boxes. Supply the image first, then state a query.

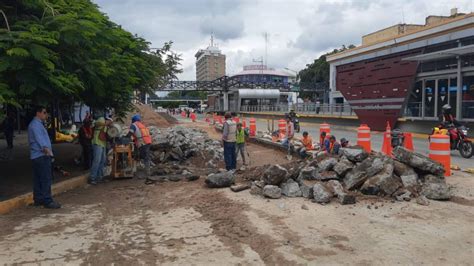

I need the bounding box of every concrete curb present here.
[0,174,88,215]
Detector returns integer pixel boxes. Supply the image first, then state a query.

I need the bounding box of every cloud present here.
[93,0,473,81]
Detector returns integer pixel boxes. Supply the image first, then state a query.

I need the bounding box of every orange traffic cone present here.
[403,132,414,151]
[381,121,392,157]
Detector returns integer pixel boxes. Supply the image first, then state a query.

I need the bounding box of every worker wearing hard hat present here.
[127,114,152,178]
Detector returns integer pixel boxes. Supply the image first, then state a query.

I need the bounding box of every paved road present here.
[179,113,473,170]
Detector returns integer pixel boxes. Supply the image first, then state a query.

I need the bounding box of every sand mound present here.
[126,104,170,128]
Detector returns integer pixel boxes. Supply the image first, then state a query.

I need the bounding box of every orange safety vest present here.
[132,121,152,146]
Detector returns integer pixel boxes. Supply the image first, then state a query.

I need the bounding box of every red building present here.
[327,9,474,130]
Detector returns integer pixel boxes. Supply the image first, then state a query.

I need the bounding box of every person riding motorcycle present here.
[288,109,300,133]
[440,104,461,127]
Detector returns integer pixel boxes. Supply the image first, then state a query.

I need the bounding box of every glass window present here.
[407,81,422,117]
[462,55,474,68]
[462,76,474,119]
[449,78,457,114]
[437,79,449,117]
[425,80,435,117]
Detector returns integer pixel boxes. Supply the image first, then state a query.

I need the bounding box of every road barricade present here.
[403,132,414,151]
[249,118,256,137]
[381,122,392,156]
[429,134,451,177]
[357,124,371,152]
[320,122,331,135]
[278,119,286,140]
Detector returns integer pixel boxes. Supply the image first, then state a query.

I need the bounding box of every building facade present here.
[195,44,226,81]
[327,9,474,130]
[232,65,295,85]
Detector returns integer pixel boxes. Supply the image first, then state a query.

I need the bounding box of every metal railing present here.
[240,103,355,117]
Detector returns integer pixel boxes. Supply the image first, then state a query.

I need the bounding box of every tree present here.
[298,45,355,101]
[0,0,181,116]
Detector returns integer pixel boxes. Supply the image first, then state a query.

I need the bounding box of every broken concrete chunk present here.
[360,163,400,196]
[396,191,412,201]
[326,180,356,205]
[333,158,354,177]
[300,184,313,199]
[400,174,420,193]
[312,183,333,204]
[416,195,430,206]
[366,158,385,177]
[343,169,368,190]
[341,148,369,162]
[421,182,451,200]
[263,185,282,199]
[299,166,317,180]
[280,179,302,197]
[262,164,288,185]
[318,157,339,172]
[393,147,445,176]
[314,171,339,181]
[230,183,251,192]
[205,171,235,188]
[393,160,416,176]
[250,182,263,196]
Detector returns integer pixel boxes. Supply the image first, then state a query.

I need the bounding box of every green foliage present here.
[298,45,355,100]
[0,0,181,116]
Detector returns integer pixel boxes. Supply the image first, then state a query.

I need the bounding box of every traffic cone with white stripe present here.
[381,121,392,157]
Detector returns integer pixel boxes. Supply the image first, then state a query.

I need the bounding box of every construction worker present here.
[28,106,61,209]
[319,131,327,150]
[128,114,152,178]
[282,115,294,148]
[89,117,108,185]
[222,112,237,170]
[235,122,249,165]
[78,119,93,170]
[298,131,313,157]
[340,138,349,148]
[325,135,341,155]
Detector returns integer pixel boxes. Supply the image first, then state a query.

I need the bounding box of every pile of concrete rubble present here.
[148,126,223,167]
[206,146,451,205]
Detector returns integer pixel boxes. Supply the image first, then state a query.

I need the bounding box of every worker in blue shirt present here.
[28,106,61,209]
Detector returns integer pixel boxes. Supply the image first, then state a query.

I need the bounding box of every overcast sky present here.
[94,0,473,80]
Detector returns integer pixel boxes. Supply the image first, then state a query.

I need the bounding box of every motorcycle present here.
[292,117,300,133]
[432,124,473,158]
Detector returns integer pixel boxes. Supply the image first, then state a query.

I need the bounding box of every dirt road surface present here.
[0,121,473,265]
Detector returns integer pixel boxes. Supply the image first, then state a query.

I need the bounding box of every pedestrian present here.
[340,138,349,148]
[325,135,341,155]
[235,122,248,165]
[127,114,152,178]
[281,115,294,148]
[316,101,321,114]
[222,112,237,170]
[2,111,15,149]
[298,131,314,157]
[89,117,107,185]
[28,106,61,209]
[78,119,93,170]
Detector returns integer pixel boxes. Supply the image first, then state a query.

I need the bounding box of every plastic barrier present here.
[403,132,414,151]
[381,122,392,156]
[233,117,240,124]
[357,124,371,152]
[190,113,196,122]
[429,134,451,177]
[320,123,331,135]
[181,111,186,118]
[242,118,247,128]
[278,119,286,139]
[249,118,256,137]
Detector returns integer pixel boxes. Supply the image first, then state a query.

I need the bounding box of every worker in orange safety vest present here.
[127,114,152,177]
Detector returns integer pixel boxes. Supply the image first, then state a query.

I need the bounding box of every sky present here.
[94,0,473,81]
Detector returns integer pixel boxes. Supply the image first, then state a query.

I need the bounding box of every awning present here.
[403,44,474,62]
[237,89,280,99]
